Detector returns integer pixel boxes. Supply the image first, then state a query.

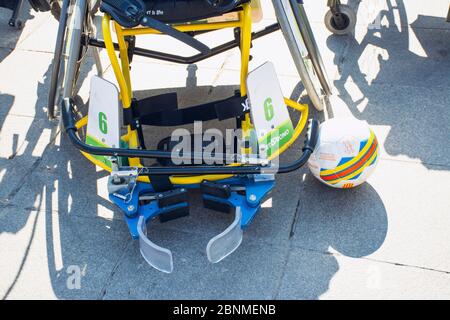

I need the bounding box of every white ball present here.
[308,117,379,188]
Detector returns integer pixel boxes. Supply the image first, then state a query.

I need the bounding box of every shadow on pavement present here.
[327,0,450,168]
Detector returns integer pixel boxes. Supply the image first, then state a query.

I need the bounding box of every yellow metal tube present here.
[102,15,132,108]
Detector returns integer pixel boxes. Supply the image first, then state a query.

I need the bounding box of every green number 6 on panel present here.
[99,112,108,134]
[264,97,275,121]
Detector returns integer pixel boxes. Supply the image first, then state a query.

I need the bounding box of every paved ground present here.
[1,0,450,300]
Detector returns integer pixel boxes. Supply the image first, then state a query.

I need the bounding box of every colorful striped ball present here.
[308,118,379,188]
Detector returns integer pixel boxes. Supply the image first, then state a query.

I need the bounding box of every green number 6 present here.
[99,112,108,134]
[264,97,274,121]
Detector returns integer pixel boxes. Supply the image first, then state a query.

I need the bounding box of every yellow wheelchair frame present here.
[54,0,324,272]
[75,3,309,185]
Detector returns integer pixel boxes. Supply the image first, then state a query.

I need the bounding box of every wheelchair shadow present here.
[2,45,386,299]
[327,0,450,169]
[262,81,387,298]
[0,63,57,299]
[0,48,102,299]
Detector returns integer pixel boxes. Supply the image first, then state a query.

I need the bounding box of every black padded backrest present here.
[100,0,212,53]
[138,0,248,23]
[101,0,146,28]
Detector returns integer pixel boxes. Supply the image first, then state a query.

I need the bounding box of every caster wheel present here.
[8,19,24,29]
[325,4,356,35]
[50,0,62,21]
[15,20,24,29]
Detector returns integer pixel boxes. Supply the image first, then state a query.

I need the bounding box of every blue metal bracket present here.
[109,174,275,272]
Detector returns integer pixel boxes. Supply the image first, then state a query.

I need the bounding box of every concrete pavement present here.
[0,0,449,299]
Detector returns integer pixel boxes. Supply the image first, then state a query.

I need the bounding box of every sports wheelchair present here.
[48,0,332,272]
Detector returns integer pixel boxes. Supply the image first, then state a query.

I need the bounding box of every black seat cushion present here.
[142,0,249,23]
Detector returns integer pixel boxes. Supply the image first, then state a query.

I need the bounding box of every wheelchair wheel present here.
[49,0,100,21]
[272,0,332,111]
[49,0,62,20]
[47,0,69,118]
[47,0,100,119]
[13,19,23,29]
[324,4,356,35]
[28,0,51,12]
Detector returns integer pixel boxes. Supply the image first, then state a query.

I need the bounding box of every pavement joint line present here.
[290,244,450,275]
[50,209,124,223]
[0,45,55,55]
[271,180,310,299]
[0,113,45,119]
[0,204,126,223]
[307,19,450,32]
[338,75,450,90]
[378,157,450,169]
[97,239,132,300]
[277,146,450,169]
[271,242,294,300]
[408,26,450,31]
[287,173,308,238]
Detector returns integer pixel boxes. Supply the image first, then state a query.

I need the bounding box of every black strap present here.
[150,174,173,192]
[135,93,178,117]
[137,95,248,127]
[135,120,147,150]
[123,93,178,127]
[139,14,210,54]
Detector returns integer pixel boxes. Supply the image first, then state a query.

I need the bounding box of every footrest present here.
[156,188,189,208]
[206,207,243,263]
[200,180,231,199]
[138,216,173,273]
[158,203,190,223]
[203,197,233,213]
[110,175,276,273]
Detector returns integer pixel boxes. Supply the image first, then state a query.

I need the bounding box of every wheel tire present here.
[15,20,23,29]
[51,0,99,21]
[324,4,356,35]
[28,0,51,12]
[50,0,62,20]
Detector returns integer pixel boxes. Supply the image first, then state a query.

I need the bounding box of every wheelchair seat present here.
[101,0,249,52]
[141,0,248,23]
[102,0,248,26]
